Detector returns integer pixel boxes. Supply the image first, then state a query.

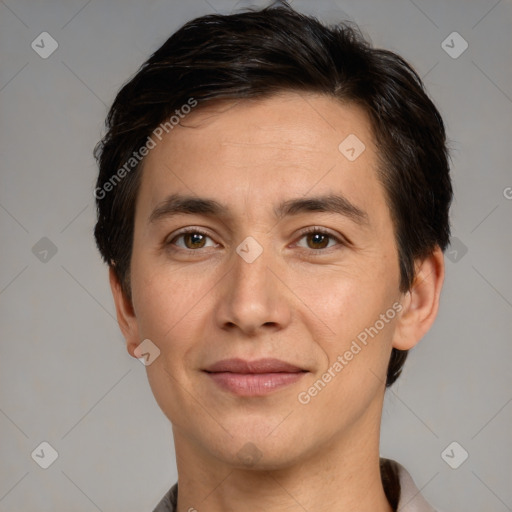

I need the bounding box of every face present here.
[120,92,408,468]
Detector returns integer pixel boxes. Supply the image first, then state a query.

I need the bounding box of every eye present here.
[295,228,344,251]
[166,227,345,253]
[168,229,218,250]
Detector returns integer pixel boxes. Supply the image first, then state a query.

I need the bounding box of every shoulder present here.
[152,483,177,512]
[382,458,440,512]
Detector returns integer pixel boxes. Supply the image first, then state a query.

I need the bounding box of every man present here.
[94,3,452,511]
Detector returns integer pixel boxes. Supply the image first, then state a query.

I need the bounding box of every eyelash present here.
[166,226,346,254]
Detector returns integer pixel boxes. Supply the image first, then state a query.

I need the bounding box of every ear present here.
[109,267,140,359]
[392,246,445,350]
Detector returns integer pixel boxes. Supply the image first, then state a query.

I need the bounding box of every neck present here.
[172,408,393,512]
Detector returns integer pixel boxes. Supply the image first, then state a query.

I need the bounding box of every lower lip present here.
[205,372,306,396]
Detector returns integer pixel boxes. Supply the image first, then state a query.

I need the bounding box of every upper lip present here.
[204,358,305,374]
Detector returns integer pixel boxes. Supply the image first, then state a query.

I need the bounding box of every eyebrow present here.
[148,193,369,226]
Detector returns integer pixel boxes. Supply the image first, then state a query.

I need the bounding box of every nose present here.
[214,238,292,336]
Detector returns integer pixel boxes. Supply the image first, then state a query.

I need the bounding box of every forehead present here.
[137,91,385,225]
[163,93,374,163]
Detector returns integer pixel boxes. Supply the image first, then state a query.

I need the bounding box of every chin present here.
[203,423,310,470]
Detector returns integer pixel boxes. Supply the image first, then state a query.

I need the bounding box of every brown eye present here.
[305,232,331,249]
[169,230,217,250]
[182,232,207,249]
[295,229,342,251]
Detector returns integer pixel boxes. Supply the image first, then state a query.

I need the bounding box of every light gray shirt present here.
[152,458,438,511]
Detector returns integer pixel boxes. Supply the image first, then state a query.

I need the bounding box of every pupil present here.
[310,233,327,248]
[188,233,205,248]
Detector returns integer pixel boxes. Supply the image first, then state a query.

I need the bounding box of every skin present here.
[110,92,445,511]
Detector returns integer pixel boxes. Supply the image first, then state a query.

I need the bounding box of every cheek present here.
[129,251,221,368]
[133,277,196,341]
[299,287,399,418]
[130,251,187,339]
[297,260,400,368]
[130,259,205,419]
[289,264,390,337]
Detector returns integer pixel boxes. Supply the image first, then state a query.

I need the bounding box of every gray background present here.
[1,0,511,510]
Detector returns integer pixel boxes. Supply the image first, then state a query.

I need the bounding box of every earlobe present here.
[392,246,445,351]
[109,267,140,359]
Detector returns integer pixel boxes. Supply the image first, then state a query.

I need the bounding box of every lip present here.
[205,358,304,374]
[204,358,307,396]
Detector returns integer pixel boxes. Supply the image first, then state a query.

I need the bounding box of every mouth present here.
[203,358,308,396]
